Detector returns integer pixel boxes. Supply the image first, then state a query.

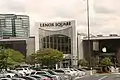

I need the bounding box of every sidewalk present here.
[85,70,96,75]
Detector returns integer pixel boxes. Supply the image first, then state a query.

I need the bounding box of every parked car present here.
[45,70,61,80]
[31,75,51,80]
[74,69,86,76]
[16,68,31,76]
[12,78,26,80]
[0,71,15,78]
[30,71,55,80]
[20,76,37,80]
[7,70,23,77]
[69,68,78,76]
[54,69,71,80]
[62,68,76,77]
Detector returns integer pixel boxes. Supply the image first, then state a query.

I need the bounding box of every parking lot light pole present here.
[86,0,91,69]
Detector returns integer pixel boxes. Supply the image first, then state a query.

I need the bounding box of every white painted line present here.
[112,73,120,74]
[98,76,108,80]
[77,75,88,79]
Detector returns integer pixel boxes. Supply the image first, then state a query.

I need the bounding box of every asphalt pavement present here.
[75,73,120,80]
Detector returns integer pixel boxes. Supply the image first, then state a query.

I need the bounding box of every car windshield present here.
[7,71,13,73]
[70,69,74,71]
[31,72,35,75]
[36,72,46,75]
[31,76,40,78]
[54,70,64,73]
[25,68,27,70]
[16,69,23,70]
[47,70,56,75]
[65,70,70,73]
[74,69,78,71]
[78,69,84,71]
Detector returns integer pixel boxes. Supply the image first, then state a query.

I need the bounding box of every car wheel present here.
[7,75,11,78]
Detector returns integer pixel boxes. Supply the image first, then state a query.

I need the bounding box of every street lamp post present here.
[86,0,91,69]
[114,57,116,68]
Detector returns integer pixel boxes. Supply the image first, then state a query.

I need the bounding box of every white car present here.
[74,69,85,76]
[79,70,86,76]
[77,69,86,76]
[46,70,62,80]
[54,69,71,80]
[65,69,75,76]
[0,71,15,78]
[70,68,78,76]
[7,70,25,77]
[4,72,15,78]
[16,68,31,75]
[59,68,76,77]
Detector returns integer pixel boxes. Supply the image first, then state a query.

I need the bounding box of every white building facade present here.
[35,20,78,67]
[77,34,85,60]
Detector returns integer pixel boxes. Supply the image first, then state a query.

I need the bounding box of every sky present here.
[0,0,120,36]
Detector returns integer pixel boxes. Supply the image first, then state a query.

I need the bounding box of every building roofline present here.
[0,38,27,41]
[0,14,15,15]
[0,36,35,41]
[83,36,120,40]
[0,14,29,17]
[16,15,29,17]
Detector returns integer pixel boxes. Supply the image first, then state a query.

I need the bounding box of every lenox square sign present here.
[40,21,71,27]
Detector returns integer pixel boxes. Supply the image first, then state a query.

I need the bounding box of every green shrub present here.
[78,59,88,67]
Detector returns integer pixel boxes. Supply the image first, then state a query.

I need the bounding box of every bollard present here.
[90,70,93,75]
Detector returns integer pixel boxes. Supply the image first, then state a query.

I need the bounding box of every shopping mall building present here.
[35,20,120,67]
[35,20,78,67]
[79,34,120,66]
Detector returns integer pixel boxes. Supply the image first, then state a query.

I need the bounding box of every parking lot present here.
[0,67,87,80]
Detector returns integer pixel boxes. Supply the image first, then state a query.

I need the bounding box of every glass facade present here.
[0,40,26,56]
[42,34,71,54]
[0,14,29,37]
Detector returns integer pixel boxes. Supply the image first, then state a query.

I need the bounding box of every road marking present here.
[112,73,120,74]
[77,75,88,79]
[98,76,108,80]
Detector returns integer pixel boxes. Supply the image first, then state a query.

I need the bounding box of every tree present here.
[99,57,113,72]
[26,53,37,65]
[0,48,24,70]
[100,57,113,67]
[28,48,64,68]
[78,59,88,67]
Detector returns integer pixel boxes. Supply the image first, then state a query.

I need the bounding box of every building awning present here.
[98,53,115,56]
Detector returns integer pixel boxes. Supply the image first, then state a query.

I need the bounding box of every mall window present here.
[42,34,71,54]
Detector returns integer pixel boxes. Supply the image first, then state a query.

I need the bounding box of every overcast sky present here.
[0,0,120,36]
